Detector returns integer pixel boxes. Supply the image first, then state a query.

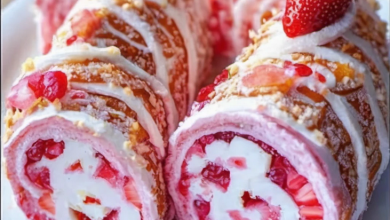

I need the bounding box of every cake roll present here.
[208,0,284,57]
[3,0,212,219]
[166,0,389,219]
[49,0,212,119]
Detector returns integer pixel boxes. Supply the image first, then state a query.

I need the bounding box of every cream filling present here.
[34,139,140,220]
[186,136,299,220]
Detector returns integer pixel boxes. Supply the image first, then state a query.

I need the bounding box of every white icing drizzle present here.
[325,93,368,219]
[342,31,389,92]
[19,45,178,134]
[362,70,390,183]
[68,0,170,89]
[70,82,165,157]
[102,22,150,53]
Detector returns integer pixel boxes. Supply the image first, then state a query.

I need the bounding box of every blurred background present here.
[1,0,12,8]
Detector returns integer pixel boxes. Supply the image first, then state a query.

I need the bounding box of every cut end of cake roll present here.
[3,45,173,220]
[166,0,389,219]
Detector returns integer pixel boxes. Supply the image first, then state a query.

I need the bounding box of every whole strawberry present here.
[283,0,352,38]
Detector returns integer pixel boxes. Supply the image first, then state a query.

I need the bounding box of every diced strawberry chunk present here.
[26,140,47,162]
[196,84,215,102]
[44,140,65,160]
[241,191,280,219]
[227,157,247,169]
[228,210,250,220]
[103,210,119,220]
[66,160,83,173]
[242,65,292,88]
[283,0,352,37]
[38,192,55,215]
[94,153,120,187]
[25,166,52,191]
[123,177,142,210]
[72,209,91,220]
[287,172,307,192]
[201,162,230,191]
[84,196,101,205]
[214,69,229,85]
[39,71,68,102]
[7,76,40,110]
[299,206,324,219]
[316,72,327,83]
[193,199,210,220]
[268,167,287,188]
[293,183,319,206]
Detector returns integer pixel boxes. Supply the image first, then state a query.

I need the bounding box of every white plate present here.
[1,0,389,219]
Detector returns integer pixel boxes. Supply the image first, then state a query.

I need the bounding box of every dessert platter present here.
[1,0,389,219]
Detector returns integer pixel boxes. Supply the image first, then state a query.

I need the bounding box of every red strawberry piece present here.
[196,84,215,102]
[199,135,216,148]
[227,157,247,169]
[71,9,101,39]
[242,65,292,88]
[293,64,313,77]
[271,156,291,170]
[40,71,68,102]
[228,210,250,220]
[193,199,210,220]
[283,0,352,37]
[241,191,280,219]
[201,162,230,191]
[316,72,327,83]
[94,153,120,186]
[38,192,55,215]
[66,35,78,46]
[84,196,101,205]
[293,183,318,206]
[44,140,65,160]
[26,166,52,191]
[287,172,307,192]
[26,140,47,162]
[214,131,237,143]
[241,191,266,208]
[299,206,324,219]
[7,75,41,110]
[214,69,229,85]
[178,175,191,196]
[72,209,91,220]
[123,177,142,210]
[66,160,83,173]
[268,167,287,188]
[103,210,119,220]
[69,90,88,99]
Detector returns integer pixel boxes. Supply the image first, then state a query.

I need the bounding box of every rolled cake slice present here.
[208,0,284,57]
[49,0,212,119]
[3,45,171,220]
[166,0,389,219]
[35,0,78,54]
